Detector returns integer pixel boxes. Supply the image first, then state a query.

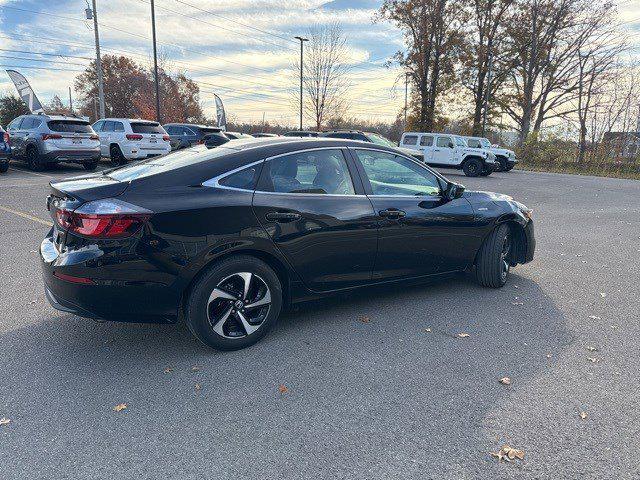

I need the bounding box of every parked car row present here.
[0,125,10,173]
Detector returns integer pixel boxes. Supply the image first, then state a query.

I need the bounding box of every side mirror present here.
[446,182,465,200]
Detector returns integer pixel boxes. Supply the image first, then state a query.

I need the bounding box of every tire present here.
[185,255,283,351]
[462,158,483,177]
[496,157,508,172]
[475,224,512,288]
[109,144,126,166]
[0,162,8,173]
[26,146,44,171]
[83,161,99,171]
[479,169,491,177]
[505,164,515,172]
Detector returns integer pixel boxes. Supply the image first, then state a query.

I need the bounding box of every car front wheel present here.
[475,224,512,288]
[463,158,482,177]
[185,255,283,351]
[26,146,44,171]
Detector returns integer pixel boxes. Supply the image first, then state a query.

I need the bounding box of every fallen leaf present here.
[358,315,370,324]
[0,417,10,426]
[424,328,432,333]
[113,403,127,412]
[456,333,470,338]
[599,292,607,298]
[499,377,511,385]
[579,411,588,420]
[511,302,524,306]
[191,365,201,372]
[195,383,202,391]
[278,384,289,394]
[587,357,599,363]
[586,346,598,352]
[490,445,525,462]
[163,368,173,374]
[588,315,601,320]
[546,353,553,358]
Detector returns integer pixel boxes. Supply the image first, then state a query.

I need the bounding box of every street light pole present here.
[150,0,161,124]
[404,72,410,128]
[294,36,308,131]
[89,0,105,119]
[481,50,493,137]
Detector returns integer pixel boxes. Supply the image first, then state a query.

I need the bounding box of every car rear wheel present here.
[109,145,126,166]
[475,224,512,288]
[185,255,283,351]
[0,161,8,173]
[463,158,482,177]
[496,157,508,172]
[83,161,99,171]
[505,164,515,171]
[26,146,44,171]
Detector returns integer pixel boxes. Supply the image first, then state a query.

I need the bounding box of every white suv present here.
[399,132,499,177]
[465,136,517,172]
[92,118,171,165]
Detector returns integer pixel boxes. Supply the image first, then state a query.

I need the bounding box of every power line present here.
[0,48,93,60]
[0,64,85,72]
[0,54,89,68]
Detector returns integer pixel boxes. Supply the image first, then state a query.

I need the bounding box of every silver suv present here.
[7,113,100,171]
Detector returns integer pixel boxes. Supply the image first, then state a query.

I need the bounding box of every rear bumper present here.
[123,144,171,160]
[40,234,179,323]
[42,150,100,163]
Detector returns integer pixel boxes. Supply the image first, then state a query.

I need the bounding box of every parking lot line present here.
[8,166,52,178]
[0,205,52,227]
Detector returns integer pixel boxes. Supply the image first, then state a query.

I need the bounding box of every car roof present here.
[164,123,220,129]
[100,118,159,123]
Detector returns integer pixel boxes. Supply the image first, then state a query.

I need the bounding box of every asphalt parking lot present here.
[0,159,638,479]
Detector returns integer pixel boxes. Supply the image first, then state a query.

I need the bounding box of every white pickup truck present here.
[399,132,500,177]
[465,136,517,172]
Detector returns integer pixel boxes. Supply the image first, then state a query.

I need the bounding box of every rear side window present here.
[8,117,23,129]
[467,138,481,148]
[131,122,164,134]
[114,122,125,132]
[22,118,40,129]
[257,149,355,195]
[102,121,115,132]
[402,135,418,145]
[420,135,434,146]
[93,120,104,132]
[47,120,93,133]
[200,127,222,135]
[219,164,261,191]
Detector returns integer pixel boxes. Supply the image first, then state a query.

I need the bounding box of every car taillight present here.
[197,139,204,144]
[90,134,99,140]
[126,134,143,140]
[162,135,170,141]
[3,132,9,143]
[42,134,62,141]
[54,199,151,239]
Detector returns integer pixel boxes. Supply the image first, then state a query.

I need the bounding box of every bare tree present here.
[459,0,515,135]
[378,0,464,131]
[294,24,351,131]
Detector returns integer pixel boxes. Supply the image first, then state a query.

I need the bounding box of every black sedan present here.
[41,138,535,351]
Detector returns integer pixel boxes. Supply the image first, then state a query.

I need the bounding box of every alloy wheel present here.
[206,272,271,339]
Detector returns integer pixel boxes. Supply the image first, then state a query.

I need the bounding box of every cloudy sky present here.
[0,0,639,127]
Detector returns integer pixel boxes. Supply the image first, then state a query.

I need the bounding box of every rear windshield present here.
[48,121,93,133]
[130,122,164,134]
[106,146,235,182]
[200,127,222,135]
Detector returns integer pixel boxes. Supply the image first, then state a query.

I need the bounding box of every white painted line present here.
[8,166,51,178]
[0,205,52,227]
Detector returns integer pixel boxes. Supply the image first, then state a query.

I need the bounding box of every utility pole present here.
[294,36,308,131]
[150,0,161,123]
[88,0,105,119]
[481,50,493,137]
[404,72,410,128]
[68,86,73,113]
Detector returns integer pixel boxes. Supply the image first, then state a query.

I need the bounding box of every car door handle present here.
[379,208,406,219]
[265,212,301,222]
[434,149,441,152]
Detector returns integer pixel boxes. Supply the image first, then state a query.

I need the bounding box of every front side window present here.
[420,135,434,146]
[354,149,441,197]
[8,117,23,130]
[402,135,418,146]
[102,121,115,132]
[93,120,104,132]
[367,133,396,147]
[436,136,453,148]
[258,149,355,195]
[455,136,466,147]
